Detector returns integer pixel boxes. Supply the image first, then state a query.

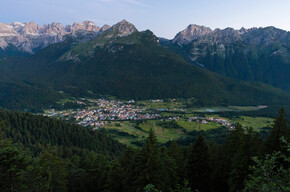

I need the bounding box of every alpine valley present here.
[0,20,289,110]
[0,19,290,192]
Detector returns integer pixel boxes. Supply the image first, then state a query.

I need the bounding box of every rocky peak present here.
[21,21,40,36]
[0,23,18,37]
[109,19,138,37]
[11,22,25,33]
[66,21,100,33]
[41,22,67,36]
[238,27,248,35]
[83,21,100,31]
[173,24,212,45]
[99,24,111,33]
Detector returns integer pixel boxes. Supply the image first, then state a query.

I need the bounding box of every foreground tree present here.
[244,137,290,192]
[187,135,211,192]
[228,127,262,192]
[168,140,186,180]
[135,128,177,192]
[0,140,30,192]
[265,108,289,153]
[106,160,125,192]
[39,148,68,192]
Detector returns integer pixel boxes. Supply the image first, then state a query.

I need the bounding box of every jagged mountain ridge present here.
[168,24,290,91]
[0,20,111,54]
[172,24,289,45]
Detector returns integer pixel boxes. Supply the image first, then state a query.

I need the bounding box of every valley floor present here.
[43,98,273,147]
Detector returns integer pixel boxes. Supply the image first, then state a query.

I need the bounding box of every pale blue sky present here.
[0,0,289,38]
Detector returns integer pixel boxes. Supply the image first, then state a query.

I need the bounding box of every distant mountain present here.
[167,25,290,91]
[172,24,212,45]
[0,21,111,55]
[1,20,289,110]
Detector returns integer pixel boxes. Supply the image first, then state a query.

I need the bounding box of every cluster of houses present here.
[45,99,237,131]
[188,116,235,129]
[74,99,160,128]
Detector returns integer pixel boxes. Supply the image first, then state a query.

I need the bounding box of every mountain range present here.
[166,24,290,91]
[0,21,110,55]
[0,20,289,110]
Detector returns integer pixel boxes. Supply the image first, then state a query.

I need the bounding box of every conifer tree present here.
[135,128,160,191]
[168,141,185,180]
[79,151,109,192]
[0,140,30,192]
[187,135,211,192]
[118,147,138,191]
[265,108,289,153]
[158,146,178,191]
[39,148,68,192]
[228,127,261,192]
[106,160,125,192]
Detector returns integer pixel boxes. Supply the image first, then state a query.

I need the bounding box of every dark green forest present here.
[0,108,289,192]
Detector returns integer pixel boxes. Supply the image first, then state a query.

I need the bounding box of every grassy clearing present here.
[233,116,273,130]
[101,118,224,147]
[139,120,185,143]
[188,106,266,113]
[100,114,273,147]
[102,120,188,145]
[137,100,186,110]
[177,119,221,132]
[56,97,77,104]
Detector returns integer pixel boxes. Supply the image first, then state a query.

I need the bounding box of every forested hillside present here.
[0,110,125,157]
[0,109,289,192]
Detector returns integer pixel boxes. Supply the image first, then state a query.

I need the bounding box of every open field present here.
[101,118,230,146]
[100,113,273,147]
[233,116,273,130]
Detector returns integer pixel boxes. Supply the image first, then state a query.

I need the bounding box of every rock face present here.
[103,19,138,39]
[0,21,105,53]
[173,24,290,46]
[172,24,212,45]
[65,21,100,34]
[169,24,290,91]
[111,19,137,36]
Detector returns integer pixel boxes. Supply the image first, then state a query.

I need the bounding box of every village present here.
[45,98,236,130]
[74,99,161,128]
[46,99,161,129]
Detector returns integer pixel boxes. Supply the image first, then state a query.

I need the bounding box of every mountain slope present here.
[0,20,289,110]
[167,25,290,91]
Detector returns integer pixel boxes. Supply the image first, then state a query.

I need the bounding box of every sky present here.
[0,0,289,39]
